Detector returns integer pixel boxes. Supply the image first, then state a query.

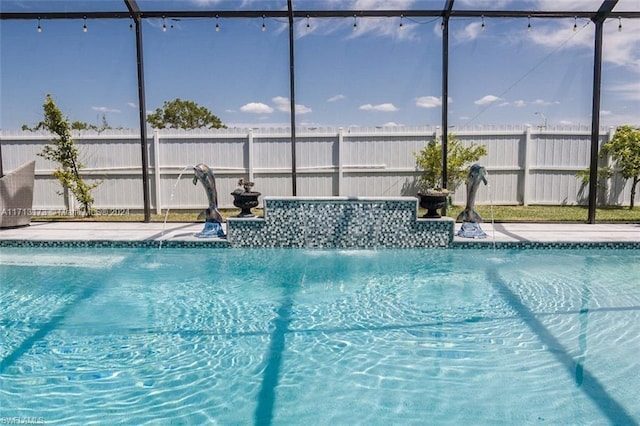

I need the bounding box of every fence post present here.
[523,125,532,206]
[337,127,344,196]
[65,188,74,216]
[153,129,162,215]
[248,128,254,182]
[604,126,615,205]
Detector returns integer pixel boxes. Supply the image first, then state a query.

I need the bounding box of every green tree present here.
[147,98,226,129]
[603,125,640,209]
[414,135,487,192]
[71,114,114,133]
[23,94,100,216]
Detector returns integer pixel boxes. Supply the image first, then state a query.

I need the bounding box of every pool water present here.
[1,247,639,425]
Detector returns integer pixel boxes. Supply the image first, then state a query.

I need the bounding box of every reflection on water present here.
[1,247,639,425]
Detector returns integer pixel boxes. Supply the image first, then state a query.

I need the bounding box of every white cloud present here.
[381,121,402,127]
[527,17,640,72]
[352,0,414,7]
[359,103,398,112]
[127,102,137,108]
[609,81,640,101]
[456,0,513,7]
[240,102,274,114]
[272,96,312,114]
[305,0,420,41]
[498,99,539,108]
[532,99,549,106]
[415,96,441,108]
[92,106,121,113]
[527,23,591,50]
[455,22,484,43]
[474,95,501,105]
[602,20,640,70]
[327,94,346,102]
[191,0,257,7]
[272,96,290,112]
[534,0,609,13]
[299,121,321,128]
[601,111,640,127]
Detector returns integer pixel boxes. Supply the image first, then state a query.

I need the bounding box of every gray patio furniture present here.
[0,160,36,228]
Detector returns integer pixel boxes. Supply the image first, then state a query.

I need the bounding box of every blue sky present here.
[1,0,639,130]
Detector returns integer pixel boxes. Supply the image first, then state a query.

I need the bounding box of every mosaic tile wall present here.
[227,197,454,248]
[0,239,230,249]
[1,238,638,250]
[452,241,640,250]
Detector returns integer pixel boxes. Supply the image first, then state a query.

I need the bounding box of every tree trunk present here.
[630,176,638,210]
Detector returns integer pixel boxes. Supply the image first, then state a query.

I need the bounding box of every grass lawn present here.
[32,204,639,223]
[450,204,640,223]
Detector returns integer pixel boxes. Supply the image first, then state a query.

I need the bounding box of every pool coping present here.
[1,221,639,249]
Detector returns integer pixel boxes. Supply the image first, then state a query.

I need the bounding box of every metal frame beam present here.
[124,0,151,222]
[441,0,454,193]
[587,0,618,224]
[2,1,638,222]
[2,10,639,20]
[287,0,297,196]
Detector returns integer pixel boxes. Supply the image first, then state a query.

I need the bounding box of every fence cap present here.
[263,196,417,202]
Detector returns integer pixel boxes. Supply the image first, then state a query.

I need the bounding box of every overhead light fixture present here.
[481,15,485,31]
[618,16,622,32]
[573,16,577,32]
[527,15,531,31]
[399,15,404,30]
[83,16,88,32]
[262,15,266,31]
[162,16,167,32]
[37,17,42,33]
[215,15,220,32]
[306,15,310,32]
[129,17,134,31]
[353,14,358,31]
[441,20,445,31]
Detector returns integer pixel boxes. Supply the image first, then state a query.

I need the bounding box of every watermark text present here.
[0,417,46,425]
[1,208,130,217]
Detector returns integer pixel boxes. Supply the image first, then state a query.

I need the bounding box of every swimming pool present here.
[1,247,639,425]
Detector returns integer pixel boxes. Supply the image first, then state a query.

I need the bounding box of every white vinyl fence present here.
[0,125,630,214]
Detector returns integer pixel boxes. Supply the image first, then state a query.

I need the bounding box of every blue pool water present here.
[1,247,639,425]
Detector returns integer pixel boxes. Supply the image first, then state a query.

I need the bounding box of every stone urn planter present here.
[231,179,260,218]
[417,191,448,218]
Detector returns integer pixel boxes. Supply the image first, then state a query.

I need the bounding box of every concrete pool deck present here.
[0,221,638,244]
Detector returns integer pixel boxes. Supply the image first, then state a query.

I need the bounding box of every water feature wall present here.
[227,197,454,248]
